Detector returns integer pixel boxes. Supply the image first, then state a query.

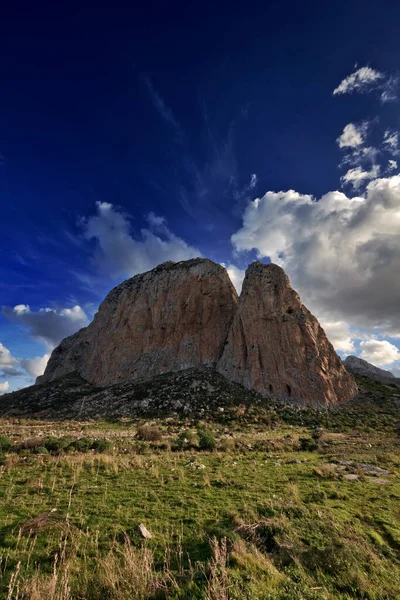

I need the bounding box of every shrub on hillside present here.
[299,437,318,452]
[136,426,162,442]
[68,438,92,453]
[43,437,70,454]
[34,446,49,455]
[91,439,112,452]
[197,428,216,451]
[0,435,11,453]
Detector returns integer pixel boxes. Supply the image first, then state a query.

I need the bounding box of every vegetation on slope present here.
[0,376,399,599]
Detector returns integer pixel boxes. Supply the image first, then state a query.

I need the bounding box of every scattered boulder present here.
[138,524,152,539]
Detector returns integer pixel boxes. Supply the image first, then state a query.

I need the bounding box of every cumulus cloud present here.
[319,320,356,354]
[223,264,245,294]
[231,175,400,339]
[0,342,19,369]
[81,202,200,281]
[388,160,398,171]
[3,305,89,349]
[337,122,367,148]
[20,354,50,378]
[360,339,400,367]
[341,165,380,189]
[0,381,9,394]
[0,343,25,380]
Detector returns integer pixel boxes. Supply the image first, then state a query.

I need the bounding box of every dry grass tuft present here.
[19,512,77,536]
[206,537,229,600]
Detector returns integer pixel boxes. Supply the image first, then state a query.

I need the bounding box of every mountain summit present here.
[38,259,357,406]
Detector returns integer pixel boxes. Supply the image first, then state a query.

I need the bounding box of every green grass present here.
[0,376,399,599]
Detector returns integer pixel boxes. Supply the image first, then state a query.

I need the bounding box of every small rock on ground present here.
[138,524,152,539]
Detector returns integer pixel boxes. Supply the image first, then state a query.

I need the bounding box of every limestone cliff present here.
[217,262,357,405]
[38,258,357,406]
[38,259,238,386]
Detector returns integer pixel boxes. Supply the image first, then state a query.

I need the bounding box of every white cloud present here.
[20,353,50,378]
[0,342,18,369]
[143,76,184,144]
[383,130,399,154]
[341,165,380,189]
[231,175,400,338]
[223,264,245,294]
[388,160,398,171]
[359,339,400,367]
[380,75,399,103]
[81,202,201,281]
[3,305,89,349]
[333,66,398,103]
[337,123,367,148]
[319,320,356,354]
[0,381,9,394]
[333,66,384,96]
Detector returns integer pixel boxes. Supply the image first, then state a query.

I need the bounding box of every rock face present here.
[39,259,238,387]
[38,258,357,406]
[217,262,357,405]
[345,355,400,387]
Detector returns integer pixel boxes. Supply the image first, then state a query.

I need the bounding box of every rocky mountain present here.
[345,355,400,387]
[36,258,357,406]
[39,259,238,387]
[217,262,357,405]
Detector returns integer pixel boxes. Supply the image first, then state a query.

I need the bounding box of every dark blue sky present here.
[1,1,400,391]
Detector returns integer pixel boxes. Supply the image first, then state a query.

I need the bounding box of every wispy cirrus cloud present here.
[143,76,185,143]
[383,130,399,154]
[143,76,257,224]
[333,65,398,103]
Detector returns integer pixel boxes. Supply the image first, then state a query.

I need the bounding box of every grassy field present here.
[0,377,399,599]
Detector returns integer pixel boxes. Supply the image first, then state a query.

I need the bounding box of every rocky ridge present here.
[37,258,357,406]
[345,355,400,387]
[39,259,238,387]
[217,262,357,406]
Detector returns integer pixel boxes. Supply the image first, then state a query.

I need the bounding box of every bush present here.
[0,435,11,453]
[44,437,69,454]
[68,438,92,453]
[91,439,112,453]
[136,426,162,442]
[198,428,216,451]
[299,437,318,452]
[34,446,49,455]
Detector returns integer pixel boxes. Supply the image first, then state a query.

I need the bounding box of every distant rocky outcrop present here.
[345,356,400,387]
[217,262,357,406]
[37,258,357,406]
[38,259,238,387]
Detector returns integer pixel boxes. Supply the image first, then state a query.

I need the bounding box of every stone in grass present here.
[343,474,359,481]
[138,523,152,539]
